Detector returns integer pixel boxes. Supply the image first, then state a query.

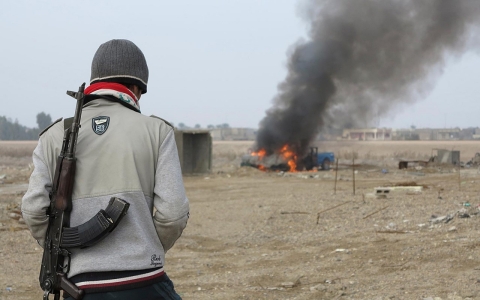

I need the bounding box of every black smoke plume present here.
[255,0,480,156]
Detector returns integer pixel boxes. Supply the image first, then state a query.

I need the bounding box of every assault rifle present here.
[39,83,130,300]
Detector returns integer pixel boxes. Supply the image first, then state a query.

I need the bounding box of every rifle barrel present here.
[66,83,85,159]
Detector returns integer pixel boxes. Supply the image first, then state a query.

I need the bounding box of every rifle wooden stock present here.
[55,158,76,212]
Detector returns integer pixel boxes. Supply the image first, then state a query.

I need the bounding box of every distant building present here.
[342,128,392,140]
[392,128,418,140]
[337,127,476,141]
[432,128,460,140]
[415,128,432,140]
[392,128,461,141]
[459,128,475,140]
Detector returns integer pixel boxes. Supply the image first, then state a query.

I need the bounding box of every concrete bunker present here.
[433,149,460,165]
[174,130,212,175]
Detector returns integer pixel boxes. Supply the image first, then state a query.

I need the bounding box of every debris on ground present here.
[281,275,303,289]
[374,185,423,195]
[430,214,454,224]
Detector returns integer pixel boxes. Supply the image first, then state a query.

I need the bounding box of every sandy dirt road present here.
[1,140,480,299]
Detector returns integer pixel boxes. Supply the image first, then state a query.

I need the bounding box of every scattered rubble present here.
[430,214,454,224]
[466,152,480,167]
[281,275,303,289]
[332,248,351,254]
[8,212,21,220]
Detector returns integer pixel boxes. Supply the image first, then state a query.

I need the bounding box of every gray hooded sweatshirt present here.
[21,98,189,278]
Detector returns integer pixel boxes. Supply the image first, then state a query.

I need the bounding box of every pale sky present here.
[2,0,480,130]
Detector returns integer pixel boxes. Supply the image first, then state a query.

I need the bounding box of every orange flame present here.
[250,146,298,172]
[251,149,267,172]
[251,149,266,159]
[279,145,297,172]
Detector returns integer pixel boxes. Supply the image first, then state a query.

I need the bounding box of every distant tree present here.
[178,122,187,129]
[207,124,214,129]
[36,112,52,130]
[194,124,201,129]
[0,116,39,140]
[410,124,416,130]
[216,123,230,129]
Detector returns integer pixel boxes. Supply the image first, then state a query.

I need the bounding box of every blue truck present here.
[302,147,335,171]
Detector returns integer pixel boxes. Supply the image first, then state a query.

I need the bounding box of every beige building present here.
[473,128,480,140]
[413,128,460,140]
[432,128,460,140]
[341,127,469,141]
[342,128,392,140]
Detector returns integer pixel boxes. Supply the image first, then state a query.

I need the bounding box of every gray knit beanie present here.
[90,39,149,94]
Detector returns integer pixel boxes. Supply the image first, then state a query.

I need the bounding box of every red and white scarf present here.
[84,82,140,112]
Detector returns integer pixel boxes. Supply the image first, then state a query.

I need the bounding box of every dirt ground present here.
[2,140,480,299]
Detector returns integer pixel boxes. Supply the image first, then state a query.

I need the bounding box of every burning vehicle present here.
[250,1,480,176]
[241,146,334,172]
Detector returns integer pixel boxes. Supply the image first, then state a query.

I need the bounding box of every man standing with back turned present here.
[21,39,190,299]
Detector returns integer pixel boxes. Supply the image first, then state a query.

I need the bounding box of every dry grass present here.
[0,141,37,167]
[211,141,254,172]
[0,141,37,158]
